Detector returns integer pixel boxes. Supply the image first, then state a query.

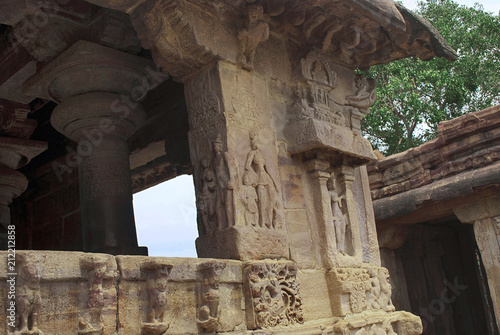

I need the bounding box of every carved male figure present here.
[197,262,226,332]
[237,4,269,70]
[79,258,108,335]
[327,175,347,254]
[15,254,44,335]
[197,158,216,234]
[212,134,239,229]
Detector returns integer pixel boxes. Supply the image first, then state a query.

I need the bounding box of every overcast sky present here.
[133,0,499,258]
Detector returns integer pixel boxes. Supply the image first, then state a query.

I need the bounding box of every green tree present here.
[362,0,500,155]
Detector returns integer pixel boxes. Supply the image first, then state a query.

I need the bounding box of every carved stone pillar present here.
[25,40,165,255]
[305,159,337,269]
[186,62,288,260]
[0,137,46,229]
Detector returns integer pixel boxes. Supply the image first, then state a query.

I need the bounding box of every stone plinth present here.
[24,40,167,255]
[0,251,423,335]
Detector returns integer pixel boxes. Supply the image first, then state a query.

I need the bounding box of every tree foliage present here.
[362,0,500,155]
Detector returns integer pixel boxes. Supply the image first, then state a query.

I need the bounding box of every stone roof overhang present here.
[368,105,500,225]
[79,0,457,79]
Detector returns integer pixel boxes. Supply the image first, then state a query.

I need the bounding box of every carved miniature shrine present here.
[0,0,459,334]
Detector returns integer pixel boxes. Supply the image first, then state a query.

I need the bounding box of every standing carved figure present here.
[79,258,111,335]
[198,158,217,234]
[327,176,347,254]
[15,254,44,335]
[197,261,226,332]
[241,170,259,227]
[141,262,172,335]
[237,4,269,70]
[245,132,279,228]
[212,134,239,229]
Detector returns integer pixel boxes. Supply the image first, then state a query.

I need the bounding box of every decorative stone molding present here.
[243,260,304,330]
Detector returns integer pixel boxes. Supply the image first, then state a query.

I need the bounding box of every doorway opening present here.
[134,174,198,257]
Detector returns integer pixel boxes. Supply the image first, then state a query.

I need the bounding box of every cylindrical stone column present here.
[0,165,28,228]
[51,92,147,255]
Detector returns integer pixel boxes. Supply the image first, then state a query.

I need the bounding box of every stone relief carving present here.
[245,131,283,229]
[329,268,371,315]
[237,4,269,70]
[328,174,348,255]
[14,253,45,335]
[78,256,116,335]
[140,261,173,335]
[244,261,304,329]
[345,74,376,108]
[212,134,239,230]
[368,268,395,312]
[197,261,226,332]
[197,158,217,234]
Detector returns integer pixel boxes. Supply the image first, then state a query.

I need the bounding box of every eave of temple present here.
[368,104,500,226]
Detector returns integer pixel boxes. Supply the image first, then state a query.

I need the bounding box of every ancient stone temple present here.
[0,0,457,334]
[369,105,500,334]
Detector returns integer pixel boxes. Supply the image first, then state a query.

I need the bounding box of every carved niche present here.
[244,261,304,329]
[13,253,45,335]
[140,261,173,335]
[286,50,377,162]
[0,100,36,139]
[78,256,117,335]
[197,261,226,332]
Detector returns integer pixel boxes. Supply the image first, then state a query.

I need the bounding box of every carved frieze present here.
[197,261,226,332]
[244,261,304,329]
[328,267,396,317]
[333,311,422,335]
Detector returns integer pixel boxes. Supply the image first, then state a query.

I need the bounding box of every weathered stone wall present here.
[0,251,422,335]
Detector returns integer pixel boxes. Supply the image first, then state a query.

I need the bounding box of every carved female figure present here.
[245,132,278,228]
[327,176,347,254]
[241,170,259,227]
